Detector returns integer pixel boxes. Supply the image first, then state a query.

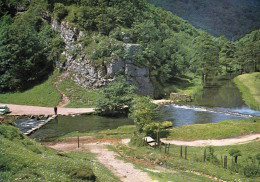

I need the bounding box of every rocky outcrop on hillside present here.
[51,20,154,97]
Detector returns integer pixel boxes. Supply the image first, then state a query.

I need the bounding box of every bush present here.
[143,121,172,138]
[130,133,147,147]
[95,75,136,116]
[206,147,219,165]
[129,96,158,133]
[54,3,68,22]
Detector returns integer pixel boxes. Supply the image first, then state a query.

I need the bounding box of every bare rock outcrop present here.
[52,20,154,97]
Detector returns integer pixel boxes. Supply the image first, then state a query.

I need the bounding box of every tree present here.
[192,32,220,85]
[219,41,237,73]
[95,76,136,116]
[129,96,157,133]
[229,148,242,164]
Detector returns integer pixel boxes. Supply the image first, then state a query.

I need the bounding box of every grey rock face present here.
[52,20,154,97]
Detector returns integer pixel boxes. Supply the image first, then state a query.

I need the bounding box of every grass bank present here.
[234,72,260,110]
[167,118,260,140]
[0,124,119,181]
[58,78,101,108]
[61,125,136,139]
[0,72,61,107]
[62,118,260,141]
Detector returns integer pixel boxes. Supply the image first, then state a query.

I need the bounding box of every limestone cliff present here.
[52,20,154,97]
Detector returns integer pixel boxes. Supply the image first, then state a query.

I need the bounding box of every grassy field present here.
[0,125,119,182]
[0,72,61,107]
[234,72,260,110]
[167,118,260,140]
[58,78,101,108]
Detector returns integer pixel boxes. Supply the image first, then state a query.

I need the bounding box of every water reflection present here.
[193,80,246,108]
[30,115,133,141]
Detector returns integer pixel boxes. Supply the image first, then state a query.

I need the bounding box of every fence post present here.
[77,136,79,148]
[180,146,183,158]
[165,144,167,153]
[168,144,170,153]
[185,146,187,160]
[224,156,227,169]
[204,148,206,162]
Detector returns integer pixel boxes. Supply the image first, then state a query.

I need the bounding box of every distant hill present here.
[149,0,260,40]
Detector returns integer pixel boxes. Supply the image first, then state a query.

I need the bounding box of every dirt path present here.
[46,137,157,182]
[54,72,70,107]
[1,103,94,116]
[161,133,260,146]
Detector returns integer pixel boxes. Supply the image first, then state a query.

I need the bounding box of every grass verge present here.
[167,118,260,140]
[0,124,119,181]
[113,141,260,182]
[61,125,136,139]
[0,71,61,107]
[234,72,260,110]
[58,78,101,108]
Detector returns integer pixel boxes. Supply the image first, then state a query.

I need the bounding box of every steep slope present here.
[149,0,260,40]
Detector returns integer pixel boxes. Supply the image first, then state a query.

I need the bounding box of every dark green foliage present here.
[206,146,219,165]
[70,168,96,180]
[54,3,68,22]
[129,96,158,133]
[229,148,242,164]
[95,76,136,116]
[235,30,260,73]
[0,5,64,92]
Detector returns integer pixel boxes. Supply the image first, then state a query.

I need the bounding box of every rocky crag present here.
[52,20,154,97]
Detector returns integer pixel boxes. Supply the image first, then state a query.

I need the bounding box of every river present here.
[15,80,260,141]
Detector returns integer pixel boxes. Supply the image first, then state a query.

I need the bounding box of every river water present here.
[15,80,260,141]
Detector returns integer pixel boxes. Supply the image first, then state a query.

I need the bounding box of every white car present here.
[0,105,10,114]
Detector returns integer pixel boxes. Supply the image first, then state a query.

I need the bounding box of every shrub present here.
[129,96,158,133]
[54,3,68,22]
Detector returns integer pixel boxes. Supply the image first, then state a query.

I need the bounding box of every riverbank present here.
[0,103,94,116]
[234,72,260,110]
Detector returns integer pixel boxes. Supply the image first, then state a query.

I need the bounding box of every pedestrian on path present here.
[54,106,57,115]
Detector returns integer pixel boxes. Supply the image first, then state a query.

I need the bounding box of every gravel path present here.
[1,103,94,116]
[47,139,157,182]
[161,134,260,146]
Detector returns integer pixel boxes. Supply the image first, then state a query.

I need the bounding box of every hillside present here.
[149,0,260,40]
[0,0,259,101]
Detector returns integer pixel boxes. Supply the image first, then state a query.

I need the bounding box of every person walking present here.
[54,106,57,115]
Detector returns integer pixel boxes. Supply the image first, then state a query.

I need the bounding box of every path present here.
[1,103,94,116]
[46,137,157,182]
[161,134,260,146]
[54,72,70,107]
